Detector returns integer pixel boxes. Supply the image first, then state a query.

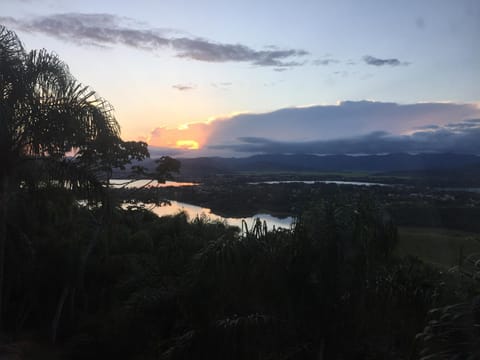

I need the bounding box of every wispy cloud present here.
[1,14,413,72]
[212,82,232,87]
[172,84,196,91]
[0,13,308,68]
[211,82,233,90]
[363,55,410,66]
[313,58,340,66]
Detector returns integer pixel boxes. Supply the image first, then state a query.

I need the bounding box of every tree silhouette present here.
[0,25,148,329]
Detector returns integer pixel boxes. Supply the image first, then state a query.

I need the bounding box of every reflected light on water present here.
[110,179,198,188]
[142,201,293,229]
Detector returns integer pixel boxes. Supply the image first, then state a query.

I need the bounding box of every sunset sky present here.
[2,0,479,156]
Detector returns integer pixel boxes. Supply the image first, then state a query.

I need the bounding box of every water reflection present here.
[110,179,198,188]
[250,180,389,186]
[134,201,293,229]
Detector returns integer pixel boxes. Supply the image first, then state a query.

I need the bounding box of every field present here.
[397,226,480,268]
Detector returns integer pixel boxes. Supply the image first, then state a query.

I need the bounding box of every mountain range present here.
[132,153,480,177]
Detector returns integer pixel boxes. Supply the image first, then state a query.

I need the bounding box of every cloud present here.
[147,123,210,150]
[172,84,196,91]
[363,55,410,66]
[209,124,480,155]
[211,82,232,89]
[444,118,480,131]
[170,37,307,66]
[313,58,340,66]
[0,13,308,67]
[414,124,440,130]
[144,101,480,156]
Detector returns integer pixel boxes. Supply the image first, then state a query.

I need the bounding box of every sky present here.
[1,0,479,157]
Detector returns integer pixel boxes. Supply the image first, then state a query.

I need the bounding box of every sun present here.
[175,140,200,150]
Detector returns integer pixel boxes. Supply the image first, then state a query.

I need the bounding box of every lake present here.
[128,200,294,230]
[249,180,389,186]
[110,179,198,188]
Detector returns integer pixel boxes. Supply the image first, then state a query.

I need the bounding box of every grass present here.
[396,226,480,268]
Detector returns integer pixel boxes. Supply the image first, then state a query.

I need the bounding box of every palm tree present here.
[0,25,147,329]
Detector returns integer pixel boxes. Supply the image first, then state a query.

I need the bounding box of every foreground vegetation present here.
[2,188,478,359]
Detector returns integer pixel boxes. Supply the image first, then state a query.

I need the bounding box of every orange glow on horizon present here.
[138,110,251,150]
[175,140,200,150]
[146,123,208,149]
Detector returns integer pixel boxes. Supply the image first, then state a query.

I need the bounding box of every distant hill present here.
[127,153,480,178]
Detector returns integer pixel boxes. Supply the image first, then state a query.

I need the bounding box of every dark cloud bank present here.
[142,101,480,157]
[0,13,308,67]
[211,123,480,155]
[202,102,480,155]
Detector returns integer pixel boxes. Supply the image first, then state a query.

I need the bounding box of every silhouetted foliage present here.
[414,253,480,359]
[0,25,149,335]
